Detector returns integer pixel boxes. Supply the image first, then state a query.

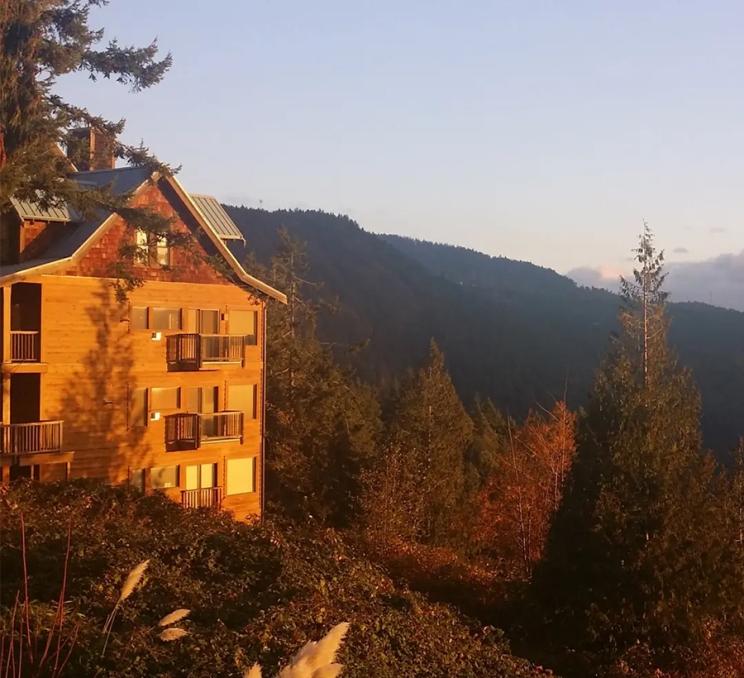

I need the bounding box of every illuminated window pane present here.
[150,308,181,330]
[131,307,148,330]
[151,465,178,489]
[226,457,255,495]
[150,387,179,411]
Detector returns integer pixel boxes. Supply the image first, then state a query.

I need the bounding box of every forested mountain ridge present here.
[226,206,744,458]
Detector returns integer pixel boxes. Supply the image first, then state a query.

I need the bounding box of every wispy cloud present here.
[673,246,689,255]
[567,250,744,312]
[709,226,728,234]
[667,250,744,311]
[566,266,623,292]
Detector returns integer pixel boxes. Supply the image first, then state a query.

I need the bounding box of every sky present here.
[55,1,743,309]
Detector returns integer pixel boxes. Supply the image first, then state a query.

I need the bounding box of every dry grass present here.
[158,609,190,627]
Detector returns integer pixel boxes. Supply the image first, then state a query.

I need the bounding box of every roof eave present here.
[167,176,287,304]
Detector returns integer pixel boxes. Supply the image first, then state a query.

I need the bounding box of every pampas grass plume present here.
[158,608,190,627]
[277,622,350,678]
[159,627,188,642]
[118,559,149,603]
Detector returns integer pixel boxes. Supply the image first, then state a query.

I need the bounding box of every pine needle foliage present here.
[261,229,382,526]
[363,341,474,546]
[0,0,172,207]
[0,1,186,296]
[531,227,743,674]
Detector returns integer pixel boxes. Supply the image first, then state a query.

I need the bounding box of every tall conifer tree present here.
[1,0,171,207]
[385,341,474,544]
[263,230,381,525]
[533,227,738,673]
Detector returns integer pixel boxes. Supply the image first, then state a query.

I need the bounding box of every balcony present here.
[1,420,63,455]
[181,487,223,509]
[165,411,243,451]
[10,331,41,362]
[167,334,245,370]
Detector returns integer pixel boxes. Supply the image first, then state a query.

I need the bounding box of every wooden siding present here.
[1,273,266,521]
[63,180,239,285]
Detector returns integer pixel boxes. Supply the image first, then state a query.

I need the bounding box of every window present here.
[184,308,198,332]
[226,457,256,495]
[185,463,217,490]
[129,469,145,492]
[131,388,148,427]
[228,384,256,419]
[134,228,170,267]
[150,387,179,411]
[155,235,169,266]
[199,309,220,334]
[134,228,149,264]
[130,307,148,331]
[151,465,178,489]
[230,309,257,345]
[150,308,181,330]
[183,386,218,413]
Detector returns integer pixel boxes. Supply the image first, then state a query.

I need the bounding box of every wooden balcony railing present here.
[10,331,40,362]
[165,413,200,450]
[200,411,243,441]
[1,420,63,455]
[166,334,245,370]
[165,411,243,450]
[181,487,222,510]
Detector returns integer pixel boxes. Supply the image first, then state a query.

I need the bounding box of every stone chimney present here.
[67,127,116,172]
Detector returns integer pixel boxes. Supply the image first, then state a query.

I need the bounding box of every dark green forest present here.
[226,206,744,459]
[3,4,743,675]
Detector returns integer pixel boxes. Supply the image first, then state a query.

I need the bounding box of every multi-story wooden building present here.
[0,133,286,519]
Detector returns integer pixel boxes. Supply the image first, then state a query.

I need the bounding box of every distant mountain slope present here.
[226,207,744,458]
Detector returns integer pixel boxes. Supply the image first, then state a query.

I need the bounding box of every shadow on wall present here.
[57,281,150,484]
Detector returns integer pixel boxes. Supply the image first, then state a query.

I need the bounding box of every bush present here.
[0,480,550,677]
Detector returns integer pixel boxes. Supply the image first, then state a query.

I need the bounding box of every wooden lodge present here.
[0,129,286,520]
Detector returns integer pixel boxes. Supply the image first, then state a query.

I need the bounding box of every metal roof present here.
[190,194,245,242]
[2,170,285,303]
[71,166,153,195]
[10,196,72,222]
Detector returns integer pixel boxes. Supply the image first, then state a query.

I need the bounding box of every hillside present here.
[226,207,744,458]
[0,481,549,677]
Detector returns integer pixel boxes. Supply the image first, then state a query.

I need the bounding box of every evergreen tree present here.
[1,1,179,295]
[532,228,739,673]
[465,397,509,492]
[1,0,171,206]
[383,341,474,545]
[263,229,381,526]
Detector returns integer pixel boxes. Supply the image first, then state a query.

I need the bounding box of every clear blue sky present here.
[56,0,743,279]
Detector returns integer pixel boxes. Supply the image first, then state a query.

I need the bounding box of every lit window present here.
[131,306,148,330]
[199,309,220,334]
[226,457,256,495]
[151,465,178,489]
[230,309,257,345]
[185,463,217,490]
[134,228,149,264]
[131,388,148,427]
[150,387,179,411]
[228,384,256,419]
[155,235,169,266]
[150,308,181,330]
[182,386,218,413]
[134,229,170,267]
